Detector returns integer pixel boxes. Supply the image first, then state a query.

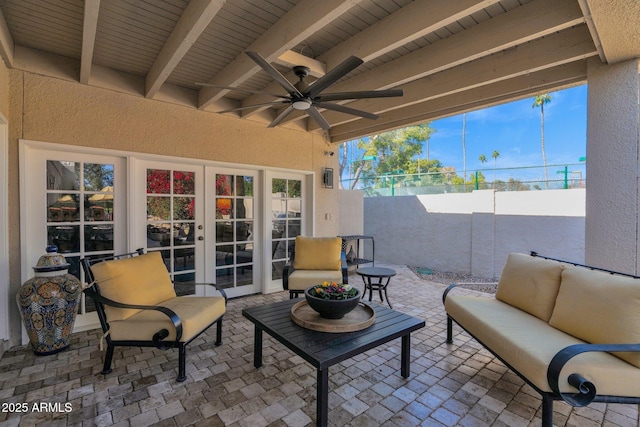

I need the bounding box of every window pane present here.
[236,221,251,242]
[147,223,173,247]
[216,222,233,243]
[237,176,253,196]
[236,199,253,219]
[84,194,113,221]
[84,225,114,252]
[47,194,79,222]
[216,198,233,218]
[288,180,302,198]
[84,163,114,191]
[216,174,233,196]
[174,171,195,195]
[48,225,80,253]
[147,169,171,194]
[216,245,233,267]
[147,196,170,220]
[272,178,286,195]
[174,196,195,220]
[47,161,80,191]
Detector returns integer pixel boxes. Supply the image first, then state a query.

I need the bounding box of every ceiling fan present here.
[198,51,403,130]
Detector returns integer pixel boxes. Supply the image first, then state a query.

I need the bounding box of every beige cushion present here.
[287,269,344,290]
[90,252,176,321]
[495,253,565,322]
[446,294,640,396]
[293,236,342,270]
[549,266,640,368]
[108,296,226,342]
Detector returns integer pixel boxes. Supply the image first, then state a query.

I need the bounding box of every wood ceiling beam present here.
[0,9,14,68]
[289,0,585,129]
[319,0,502,70]
[198,0,364,109]
[145,0,223,99]
[329,61,588,143]
[238,0,502,119]
[80,0,100,84]
[308,25,596,131]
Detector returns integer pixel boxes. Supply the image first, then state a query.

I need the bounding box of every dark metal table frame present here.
[356,266,396,308]
[242,299,424,427]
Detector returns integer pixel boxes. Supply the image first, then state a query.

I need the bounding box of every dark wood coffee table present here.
[242,299,425,427]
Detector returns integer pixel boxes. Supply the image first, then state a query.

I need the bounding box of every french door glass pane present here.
[215,173,254,288]
[146,168,196,290]
[45,160,116,315]
[271,178,302,280]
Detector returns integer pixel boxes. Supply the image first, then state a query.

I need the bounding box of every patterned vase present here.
[16,245,82,355]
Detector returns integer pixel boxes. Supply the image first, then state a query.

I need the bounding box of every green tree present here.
[533,93,552,189]
[348,124,434,189]
[478,154,487,165]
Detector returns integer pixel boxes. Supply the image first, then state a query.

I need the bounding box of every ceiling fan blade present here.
[304,56,363,99]
[195,82,286,99]
[317,89,404,102]
[217,101,288,114]
[268,105,295,128]
[307,106,331,130]
[315,102,379,120]
[246,51,302,97]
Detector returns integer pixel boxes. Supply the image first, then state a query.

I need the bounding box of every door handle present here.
[198,236,204,241]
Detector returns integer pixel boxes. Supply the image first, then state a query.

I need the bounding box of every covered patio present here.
[1,266,638,426]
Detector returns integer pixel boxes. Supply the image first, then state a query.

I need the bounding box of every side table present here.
[356,266,396,308]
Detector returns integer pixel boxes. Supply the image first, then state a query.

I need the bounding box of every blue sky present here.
[427,84,587,174]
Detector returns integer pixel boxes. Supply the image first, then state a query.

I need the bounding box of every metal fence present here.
[340,163,586,196]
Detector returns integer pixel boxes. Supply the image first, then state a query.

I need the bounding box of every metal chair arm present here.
[547,342,640,406]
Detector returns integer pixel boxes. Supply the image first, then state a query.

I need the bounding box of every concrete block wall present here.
[355,189,585,279]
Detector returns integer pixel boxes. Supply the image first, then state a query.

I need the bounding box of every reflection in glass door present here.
[271,177,302,280]
[213,172,257,296]
[145,168,197,294]
[46,161,117,318]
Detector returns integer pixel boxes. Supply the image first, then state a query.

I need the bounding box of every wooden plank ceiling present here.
[0,0,638,143]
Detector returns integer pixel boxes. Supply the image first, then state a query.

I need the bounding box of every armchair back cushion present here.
[495,253,565,322]
[549,266,640,368]
[89,251,176,321]
[293,236,342,271]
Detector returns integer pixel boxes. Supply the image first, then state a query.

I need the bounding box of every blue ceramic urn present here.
[16,245,82,355]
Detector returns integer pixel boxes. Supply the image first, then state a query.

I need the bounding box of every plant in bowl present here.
[305,281,361,319]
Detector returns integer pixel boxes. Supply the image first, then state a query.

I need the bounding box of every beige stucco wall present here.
[585,58,640,273]
[6,70,340,348]
[0,59,8,117]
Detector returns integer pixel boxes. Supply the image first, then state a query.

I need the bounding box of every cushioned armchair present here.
[81,250,226,382]
[282,236,348,298]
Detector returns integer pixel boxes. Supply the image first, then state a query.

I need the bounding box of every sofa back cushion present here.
[495,253,565,322]
[549,266,640,368]
[293,236,342,271]
[90,251,177,321]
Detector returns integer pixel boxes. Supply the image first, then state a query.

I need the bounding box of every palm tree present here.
[532,94,552,189]
[462,113,467,191]
[491,150,500,183]
[479,153,487,165]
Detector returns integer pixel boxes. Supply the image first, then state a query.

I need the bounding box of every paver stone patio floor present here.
[1,264,638,426]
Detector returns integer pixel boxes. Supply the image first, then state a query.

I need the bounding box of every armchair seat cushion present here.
[287,269,344,291]
[293,236,342,270]
[108,296,226,342]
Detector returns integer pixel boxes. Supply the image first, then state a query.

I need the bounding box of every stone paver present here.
[0,264,638,426]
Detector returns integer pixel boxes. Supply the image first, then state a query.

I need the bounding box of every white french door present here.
[267,172,309,290]
[21,144,127,332]
[206,167,260,298]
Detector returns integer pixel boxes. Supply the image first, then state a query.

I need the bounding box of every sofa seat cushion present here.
[293,236,342,270]
[446,295,640,396]
[495,253,565,322]
[90,252,176,321]
[287,269,344,291]
[549,266,640,368]
[108,296,226,343]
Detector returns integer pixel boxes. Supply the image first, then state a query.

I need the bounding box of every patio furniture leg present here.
[401,334,410,378]
[177,344,187,382]
[541,395,554,427]
[383,277,392,308]
[102,343,115,374]
[446,316,453,343]
[215,318,223,346]
[317,368,329,427]
[253,326,263,368]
